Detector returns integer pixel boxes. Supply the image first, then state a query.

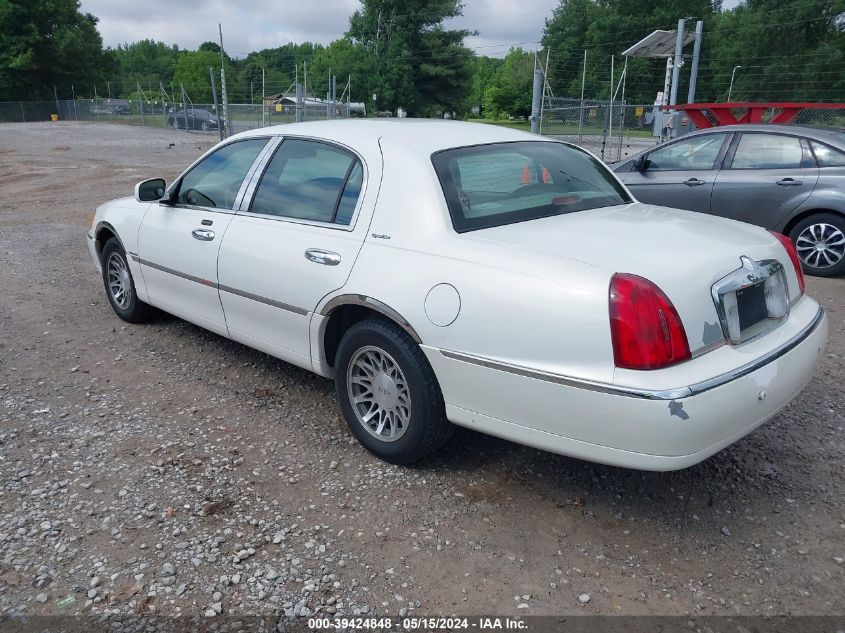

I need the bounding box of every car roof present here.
[233,119,541,153]
[682,123,845,147]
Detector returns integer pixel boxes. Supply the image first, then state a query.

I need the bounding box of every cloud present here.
[80,0,558,58]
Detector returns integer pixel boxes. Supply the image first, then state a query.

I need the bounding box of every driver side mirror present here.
[633,156,650,172]
[134,178,167,202]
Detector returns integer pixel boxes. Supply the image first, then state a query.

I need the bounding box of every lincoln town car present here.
[86,120,828,469]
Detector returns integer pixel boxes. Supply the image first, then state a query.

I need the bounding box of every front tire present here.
[101,238,155,323]
[335,319,453,464]
[789,213,845,277]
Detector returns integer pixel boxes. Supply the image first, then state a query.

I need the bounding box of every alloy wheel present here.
[106,252,132,310]
[795,222,845,269]
[346,346,411,442]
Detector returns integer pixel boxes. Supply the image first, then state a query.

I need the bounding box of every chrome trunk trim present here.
[439,306,823,401]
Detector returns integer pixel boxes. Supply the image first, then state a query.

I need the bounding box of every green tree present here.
[173,49,234,103]
[482,48,534,118]
[111,39,180,98]
[347,0,474,115]
[0,0,115,100]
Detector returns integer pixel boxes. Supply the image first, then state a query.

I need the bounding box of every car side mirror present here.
[134,178,167,202]
[634,156,650,172]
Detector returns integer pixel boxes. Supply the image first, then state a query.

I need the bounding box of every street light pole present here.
[727,65,741,102]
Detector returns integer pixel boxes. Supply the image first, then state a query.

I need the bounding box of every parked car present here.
[166,107,221,131]
[614,124,845,277]
[86,120,827,470]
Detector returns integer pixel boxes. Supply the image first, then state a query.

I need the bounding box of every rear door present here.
[217,137,376,370]
[710,132,819,228]
[620,132,731,213]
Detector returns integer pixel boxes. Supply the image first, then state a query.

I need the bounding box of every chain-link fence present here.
[0,97,353,135]
[540,97,659,163]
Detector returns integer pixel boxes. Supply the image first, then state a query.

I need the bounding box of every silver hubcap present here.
[346,346,411,442]
[107,252,132,309]
[796,223,845,269]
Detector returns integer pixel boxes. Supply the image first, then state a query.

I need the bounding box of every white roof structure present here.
[622,30,696,58]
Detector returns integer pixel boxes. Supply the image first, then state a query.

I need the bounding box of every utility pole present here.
[107,81,111,100]
[53,84,59,119]
[669,18,686,107]
[219,23,231,137]
[262,67,266,127]
[687,20,704,104]
[579,50,587,142]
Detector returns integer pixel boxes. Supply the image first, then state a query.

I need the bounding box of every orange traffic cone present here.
[542,166,551,183]
[522,163,531,184]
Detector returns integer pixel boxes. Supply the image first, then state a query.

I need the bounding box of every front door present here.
[217,137,374,369]
[621,131,731,213]
[710,132,819,229]
[137,137,270,336]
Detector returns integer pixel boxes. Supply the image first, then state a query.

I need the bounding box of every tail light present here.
[769,231,805,296]
[609,273,691,370]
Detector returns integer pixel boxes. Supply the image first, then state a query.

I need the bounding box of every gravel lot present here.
[0,122,843,624]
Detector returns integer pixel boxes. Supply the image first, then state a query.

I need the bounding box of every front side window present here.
[177,138,268,209]
[811,141,845,167]
[645,133,728,171]
[432,141,631,233]
[250,139,363,225]
[730,134,803,169]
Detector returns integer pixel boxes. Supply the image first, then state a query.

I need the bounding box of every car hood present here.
[465,202,799,352]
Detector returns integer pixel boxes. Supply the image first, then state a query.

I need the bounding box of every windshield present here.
[432,141,631,232]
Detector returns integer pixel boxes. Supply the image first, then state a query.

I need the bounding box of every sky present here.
[78,0,560,58]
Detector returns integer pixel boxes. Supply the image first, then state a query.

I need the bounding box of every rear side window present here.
[432,141,630,233]
[177,139,268,209]
[811,141,845,167]
[731,134,803,169]
[250,139,362,225]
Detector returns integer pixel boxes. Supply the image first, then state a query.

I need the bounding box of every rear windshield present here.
[432,141,631,232]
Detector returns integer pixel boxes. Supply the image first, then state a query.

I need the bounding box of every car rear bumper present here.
[423,300,827,470]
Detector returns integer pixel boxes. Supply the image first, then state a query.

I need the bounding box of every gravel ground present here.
[0,122,844,624]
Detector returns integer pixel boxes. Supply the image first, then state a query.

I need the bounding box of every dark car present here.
[614,124,845,276]
[166,107,221,132]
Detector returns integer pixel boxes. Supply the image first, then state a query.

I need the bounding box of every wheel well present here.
[322,304,404,369]
[94,225,117,262]
[782,209,845,237]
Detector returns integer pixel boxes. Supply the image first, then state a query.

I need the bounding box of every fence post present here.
[579,50,587,143]
[210,68,223,142]
[530,67,543,134]
[295,82,304,123]
[136,82,145,126]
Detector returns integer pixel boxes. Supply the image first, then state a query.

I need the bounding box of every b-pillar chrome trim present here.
[440,306,824,401]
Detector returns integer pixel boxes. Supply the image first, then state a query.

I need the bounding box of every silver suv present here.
[614,124,845,277]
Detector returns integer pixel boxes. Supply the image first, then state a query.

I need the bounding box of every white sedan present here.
[86,120,828,470]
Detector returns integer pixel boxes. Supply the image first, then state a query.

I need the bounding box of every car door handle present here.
[191,228,215,241]
[684,177,705,186]
[305,248,341,266]
[776,178,802,186]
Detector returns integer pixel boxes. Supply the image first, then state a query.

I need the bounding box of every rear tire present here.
[789,213,845,277]
[335,318,453,464]
[101,238,155,323]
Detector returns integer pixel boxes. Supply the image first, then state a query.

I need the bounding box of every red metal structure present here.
[661,102,845,128]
